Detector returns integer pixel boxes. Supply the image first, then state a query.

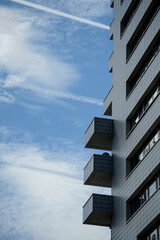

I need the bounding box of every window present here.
[127,80,160,134]
[126,1,160,60]
[138,149,145,162]
[138,222,160,240]
[120,0,142,36]
[126,37,160,97]
[158,173,160,188]
[148,180,157,197]
[128,125,160,174]
[128,171,160,219]
[146,226,160,240]
[150,229,158,240]
[141,190,147,204]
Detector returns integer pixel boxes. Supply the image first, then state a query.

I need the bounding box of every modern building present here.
[83,0,160,239]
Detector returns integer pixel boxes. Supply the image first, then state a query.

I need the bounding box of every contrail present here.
[11,0,110,30]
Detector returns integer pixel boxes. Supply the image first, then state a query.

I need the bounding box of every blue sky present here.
[0,0,112,239]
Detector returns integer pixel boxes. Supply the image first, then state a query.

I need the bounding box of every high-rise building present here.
[83,0,160,239]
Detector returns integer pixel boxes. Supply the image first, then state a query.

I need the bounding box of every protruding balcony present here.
[109,51,114,73]
[110,18,114,40]
[84,153,113,187]
[85,117,113,151]
[103,86,113,116]
[83,194,113,227]
[110,0,114,8]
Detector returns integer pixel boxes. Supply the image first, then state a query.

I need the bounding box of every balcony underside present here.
[84,171,112,188]
[83,211,112,227]
[85,132,112,150]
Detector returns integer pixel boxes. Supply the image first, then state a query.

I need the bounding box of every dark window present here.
[158,173,160,188]
[120,0,142,36]
[126,37,160,97]
[127,80,160,134]
[158,226,160,239]
[148,180,157,198]
[150,229,158,240]
[127,125,160,174]
[138,221,160,240]
[126,2,160,60]
[128,171,160,219]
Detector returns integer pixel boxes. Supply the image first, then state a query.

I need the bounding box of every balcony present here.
[83,194,113,227]
[109,51,114,73]
[103,86,113,116]
[84,153,113,187]
[85,117,113,150]
[110,0,114,8]
[110,18,114,40]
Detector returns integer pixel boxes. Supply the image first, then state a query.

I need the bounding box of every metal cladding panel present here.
[84,154,113,187]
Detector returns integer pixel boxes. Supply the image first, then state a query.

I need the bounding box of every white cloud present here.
[0,10,79,91]
[0,91,15,103]
[19,101,47,115]
[26,89,103,106]
[11,0,110,30]
[12,0,112,19]
[0,126,12,139]
[0,133,111,240]
[0,7,103,106]
[57,0,111,18]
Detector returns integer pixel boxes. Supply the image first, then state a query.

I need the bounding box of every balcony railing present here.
[103,86,113,116]
[110,18,114,40]
[85,117,113,150]
[84,153,113,187]
[83,194,113,227]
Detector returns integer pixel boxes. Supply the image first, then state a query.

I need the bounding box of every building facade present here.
[83,0,160,239]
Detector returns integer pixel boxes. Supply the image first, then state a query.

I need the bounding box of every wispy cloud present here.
[0,91,15,103]
[47,90,103,106]
[0,7,103,107]
[11,0,110,30]
[0,129,111,240]
[56,0,112,18]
